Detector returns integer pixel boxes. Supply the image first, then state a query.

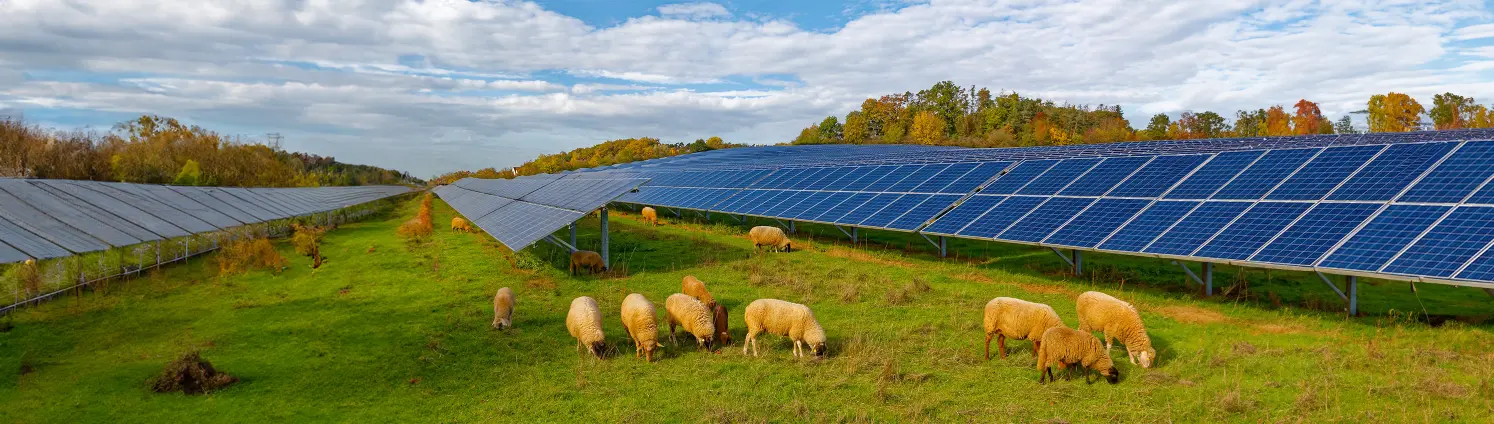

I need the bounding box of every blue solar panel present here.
[1251,203,1382,266]
[1043,199,1150,248]
[922,195,1004,235]
[1328,142,1456,201]
[998,197,1096,242]
[861,194,931,228]
[811,193,876,223]
[1059,157,1150,197]
[766,191,816,217]
[821,167,870,191]
[1107,155,1209,198]
[1143,202,1252,256]
[983,160,1059,195]
[910,163,977,193]
[745,190,795,216]
[475,201,585,251]
[1318,205,1451,271]
[1397,141,1494,203]
[1212,149,1318,200]
[716,190,762,213]
[838,193,902,224]
[863,165,921,192]
[887,194,961,230]
[1267,145,1384,201]
[1164,151,1265,199]
[1381,207,1494,277]
[791,192,850,220]
[841,166,896,191]
[942,162,1009,193]
[957,196,1046,238]
[1193,202,1312,260]
[805,167,854,190]
[1099,201,1200,252]
[887,164,950,193]
[1455,241,1494,282]
[1018,158,1102,195]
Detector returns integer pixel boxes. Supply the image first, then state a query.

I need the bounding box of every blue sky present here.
[1,0,1492,177]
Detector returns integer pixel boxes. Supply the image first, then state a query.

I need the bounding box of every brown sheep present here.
[451,217,474,232]
[569,250,605,275]
[984,297,1066,360]
[712,303,732,348]
[665,293,716,351]
[641,207,660,225]
[1037,326,1119,385]
[682,275,717,309]
[748,226,792,252]
[492,287,515,330]
[1076,291,1156,368]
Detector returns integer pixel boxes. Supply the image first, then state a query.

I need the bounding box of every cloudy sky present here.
[1,0,1492,177]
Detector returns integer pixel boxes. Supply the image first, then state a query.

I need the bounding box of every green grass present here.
[3,198,1493,423]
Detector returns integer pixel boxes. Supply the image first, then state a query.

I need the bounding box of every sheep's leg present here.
[1031,340,1040,358]
[793,340,801,357]
[998,334,1007,359]
[743,332,753,356]
[984,333,993,360]
[1128,350,1137,365]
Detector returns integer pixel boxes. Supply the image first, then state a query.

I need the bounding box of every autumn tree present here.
[1292,100,1326,135]
[1264,106,1293,136]
[843,111,869,144]
[1430,92,1475,130]
[1233,109,1267,137]
[1334,116,1359,134]
[173,159,202,186]
[910,111,945,145]
[1144,114,1171,140]
[1367,92,1425,132]
[818,116,843,142]
[1473,105,1493,129]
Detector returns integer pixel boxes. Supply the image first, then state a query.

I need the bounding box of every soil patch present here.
[1154,306,1229,324]
[150,351,238,395]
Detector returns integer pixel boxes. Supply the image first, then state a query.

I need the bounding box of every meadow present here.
[2,196,1492,423]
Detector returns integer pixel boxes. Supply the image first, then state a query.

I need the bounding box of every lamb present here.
[1036,326,1119,384]
[712,303,732,347]
[743,299,826,358]
[492,287,515,330]
[451,217,474,232]
[1075,291,1156,368]
[748,226,792,252]
[641,207,659,226]
[681,275,717,308]
[664,293,715,351]
[983,297,1066,360]
[620,293,664,362]
[569,250,605,275]
[566,296,607,358]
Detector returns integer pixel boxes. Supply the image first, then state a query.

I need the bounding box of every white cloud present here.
[0,0,1491,177]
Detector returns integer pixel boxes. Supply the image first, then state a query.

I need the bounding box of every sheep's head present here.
[589,341,607,358]
[812,342,826,357]
[699,334,715,350]
[644,342,661,362]
[1101,366,1120,384]
[493,318,511,330]
[783,241,792,253]
[1137,348,1155,368]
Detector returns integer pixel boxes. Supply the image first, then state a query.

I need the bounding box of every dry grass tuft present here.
[149,350,238,395]
[1216,389,1255,414]
[1155,305,1229,324]
[217,237,287,276]
[1232,341,1257,355]
[825,247,912,267]
[397,194,435,241]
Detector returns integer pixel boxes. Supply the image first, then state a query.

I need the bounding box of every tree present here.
[172,159,201,186]
[1194,111,1228,139]
[1264,105,1293,136]
[685,139,713,153]
[1144,114,1171,140]
[705,136,726,149]
[1430,92,1475,130]
[910,111,944,145]
[1367,92,1425,132]
[1233,109,1267,137]
[818,116,843,142]
[792,124,824,145]
[915,81,967,137]
[1473,105,1493,129]
[843,111,869,144]
[1334,116,1359,134]
[1292,99,1325,135]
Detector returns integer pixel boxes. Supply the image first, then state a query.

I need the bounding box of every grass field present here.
[3,197,1493,423]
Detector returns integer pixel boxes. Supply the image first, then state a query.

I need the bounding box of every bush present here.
[398,194,435,241]
[217,237,287,275]
[149,350,237,395]
[291,224,328,268]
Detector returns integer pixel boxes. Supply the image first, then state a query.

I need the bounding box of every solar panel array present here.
[434,175,648,251]
[0,179,411,264]
[564,128,1494,289]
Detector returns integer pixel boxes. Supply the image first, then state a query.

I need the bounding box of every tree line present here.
[430,136,745,185]
[0,115,418,187]
[792,81,1494,147]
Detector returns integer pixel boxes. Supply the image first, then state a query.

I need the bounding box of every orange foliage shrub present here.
[217,237,287,275]
[291,224,328,268]
[397,193,435,241]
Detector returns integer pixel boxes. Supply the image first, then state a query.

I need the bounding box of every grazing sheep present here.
[748,226,792,252]
[566,296,607,358]
[984,297,1066,360]
[682,275,717,308]
[743,299,826,358]
[451,217,474,232]
[492,287,515,330]
[569,250,605,275]
[1076,291,1156,368]
[664,293,716,351]
[1036,326,1119,384]
[712,303,732,348]
[642,207,660,225]
[620,293,664,362]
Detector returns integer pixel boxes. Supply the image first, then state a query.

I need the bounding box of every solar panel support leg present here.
[1348,276,1358,316]
[1314,271,1349,302]
[570,223,577,248]
[1203,262,1212,296]
[1073,250,1083,276]
[789,221,796,234]
[1171,261,1205,290]
[940,236,947,258]
[600,208,610,271]
[544,235,577,253]
[1051,248,1075,269]
[852,227,859,244]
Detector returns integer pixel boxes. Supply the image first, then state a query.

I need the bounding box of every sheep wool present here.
[682,275,717,308]
[1036,326,1119,384]
[620,293,664,362]
[641,207,659,225]
[1076,291,1156,368]
[747,226,792,252]
[492,287,515,330]
[664,293,716,350]
[566,296,607,358]
[743,299,826,358]
[569,250,605,275]
[451,217,474,232]
[984,297,1066,360]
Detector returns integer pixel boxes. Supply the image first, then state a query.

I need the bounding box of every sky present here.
[1,0,1492,178]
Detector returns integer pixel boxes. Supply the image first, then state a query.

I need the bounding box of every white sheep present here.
[492,287,515,330]
[743,299,826,358]
[682,275,717,308]
[748,226,792,252]
[1076,291,1156,368]
[983,297,1065,360]
[641,207,659,225]
[620,293,664,362]
[1036,326,1119,384]
[566,296,607,358]
[665,293,716,351]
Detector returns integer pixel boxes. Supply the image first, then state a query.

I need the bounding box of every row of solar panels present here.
[0,179,412,264]
[607,137,1494,287]
[433,177,649,251]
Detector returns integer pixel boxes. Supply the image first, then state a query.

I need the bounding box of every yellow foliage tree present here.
[1367,92,1425,132]
[910,111,945,145]
[1264,106,1293,136]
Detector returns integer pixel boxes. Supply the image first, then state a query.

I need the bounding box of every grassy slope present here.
[1,198,1492,423]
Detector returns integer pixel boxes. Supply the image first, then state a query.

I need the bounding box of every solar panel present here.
[1107,155,1208,198]
[1397,141,1494,203]
[957,196,1045,238]
[983,160,1058,195]
[1250,202,1382,266]
[1212,149,1318,200]
[792,192,851,220]
[36,181,192,238]
[811,193,876,223]
[1267,145,1383,201]
[999,197,1095,242]
[1318,205,1452,272]
[0,239,28,263]
[941,162,1008,193]
[920,195,1004,235]
[1044,198,1151,248]
[518,178,648,212]
[860,194,930,228]
[0,180,141,247]
[99,184,231,230]
[1098,201,1200,252]
[473,201,585,251]
[886,194,962,230]
[839,193,902,224]
[1059,157,1150,197]
[1193,202,1313,260]
[0,215,71,259]
[1144,202,1253,256]
[1018,158,1102,195]
[1380,206,1494,277]
[1164,151,1264,199]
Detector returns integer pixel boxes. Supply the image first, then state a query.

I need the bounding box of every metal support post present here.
[1314,271,1350,302]
[1203,262,1213,296]
[1073,250,1083,276]
[939,236,947,258]
[1050,247,1075,268]
[1348,276,1358,316]
[600,208,610,270]
[155,240,161,265]
[569,223,577,248]
[851,227,858,243]
[788,221,796,234]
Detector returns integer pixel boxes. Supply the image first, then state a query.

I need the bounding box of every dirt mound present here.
[150,351,238,395]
